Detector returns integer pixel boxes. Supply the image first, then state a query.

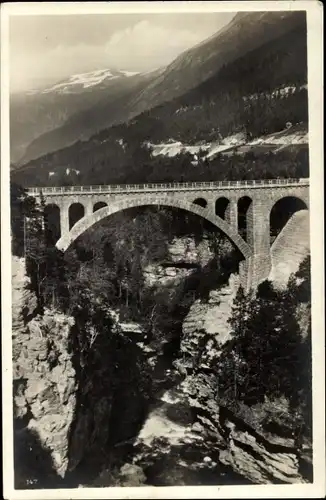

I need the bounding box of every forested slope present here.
[14,11,305,167]
[12,12,308,187]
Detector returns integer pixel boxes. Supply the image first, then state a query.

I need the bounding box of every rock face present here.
[144,264,194,287]
[144,236,215,287]
[181,273,240,361]
[12,256,38,329]
[218,425,302,484]
[173,255,312,485]
[269,210,309,289]
[180,374,309,485]
[168,236,214,265]
[12,257,154,486]
[12,258,77,481]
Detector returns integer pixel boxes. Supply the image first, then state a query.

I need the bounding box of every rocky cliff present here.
[12,257,77,485]
[144,236,215,287]
[12,257,153,487]
[181,273,241,363]
[164,227,312,485]
[12,224,311,487]
[269,210,309,289]
[180,374,311,484]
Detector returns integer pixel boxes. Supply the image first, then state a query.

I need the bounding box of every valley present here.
[11,203,311,488]
[11,11,307,171]
[9,8,312,491]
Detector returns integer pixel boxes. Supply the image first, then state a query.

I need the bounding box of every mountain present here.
[127,10,306,115]
[30,69,141,95]
[12,10,308,187]
[12,11,306,168]
[10,69,157,165]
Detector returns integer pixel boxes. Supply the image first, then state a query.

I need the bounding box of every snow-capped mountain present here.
[12,10,306,171]
[11,69,152,165]
[28,69,140,95]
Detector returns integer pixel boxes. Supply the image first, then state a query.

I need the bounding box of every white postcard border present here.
[1,2,324,499]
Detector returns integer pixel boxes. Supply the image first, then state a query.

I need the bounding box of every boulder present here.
[119,463,147,486]
[24,378,53,404]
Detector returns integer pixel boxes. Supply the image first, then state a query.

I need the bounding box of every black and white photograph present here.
[1,2,324,498]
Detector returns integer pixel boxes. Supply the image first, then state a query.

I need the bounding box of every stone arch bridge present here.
[27,178,309,290]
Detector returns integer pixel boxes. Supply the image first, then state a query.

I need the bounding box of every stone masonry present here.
[28,179,309,290]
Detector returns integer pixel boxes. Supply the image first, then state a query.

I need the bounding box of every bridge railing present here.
[27,177,309,195]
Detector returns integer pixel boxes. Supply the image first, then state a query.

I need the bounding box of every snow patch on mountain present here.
[42,70,119,93]
[121,70,140,77]
[28,69,140,95]
[247,128,308,147]
[206,133,247,158]
[148,141,210,158]
[243,84,307,103]
[146,124,308,161]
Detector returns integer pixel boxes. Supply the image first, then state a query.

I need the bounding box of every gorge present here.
[11,198,312,488]
[9,9,312,490]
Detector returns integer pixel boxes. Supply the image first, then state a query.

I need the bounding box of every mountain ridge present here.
[27,69,142,95]
[11,10,308,188]
[10,70,159,166]
[12,11,306,167]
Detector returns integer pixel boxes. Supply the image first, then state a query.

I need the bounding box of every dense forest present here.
[12,21,308,187]
[219,259,311,441]
[12,141,309,188]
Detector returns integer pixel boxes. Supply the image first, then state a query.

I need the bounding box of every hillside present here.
[125,18,307,146]
[12,11,306,170]
[127,10,306,116]
[12,11,308,188]
[10,70,158,166]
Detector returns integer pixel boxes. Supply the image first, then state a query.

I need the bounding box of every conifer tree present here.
[228,284,250,339]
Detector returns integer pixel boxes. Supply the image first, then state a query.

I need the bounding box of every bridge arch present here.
[193,197,207,208]
[238,196,253,244]
[270,195,308,244]
[56,196,252,259]
[69,202,85,230]
[215,197,230,219]
[93,201,108,212]
[44,203,61,243]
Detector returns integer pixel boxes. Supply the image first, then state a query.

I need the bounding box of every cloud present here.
[11,44,103,92]
[103,20,205,68]
[10,19,219,92]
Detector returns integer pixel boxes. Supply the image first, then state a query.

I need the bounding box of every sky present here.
[9,13,235,93]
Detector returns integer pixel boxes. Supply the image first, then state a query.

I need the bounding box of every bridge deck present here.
[27,178,309,196]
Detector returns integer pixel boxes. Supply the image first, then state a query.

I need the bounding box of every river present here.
[82,338,252,488]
